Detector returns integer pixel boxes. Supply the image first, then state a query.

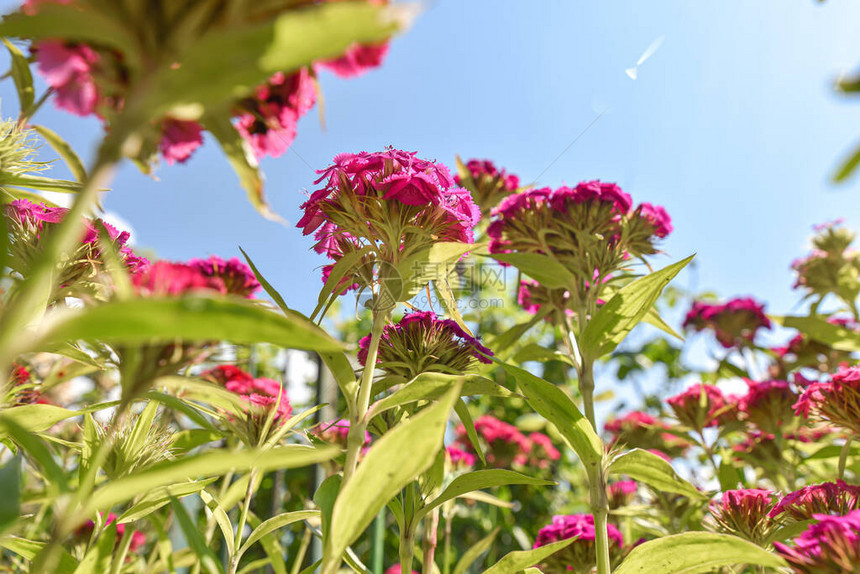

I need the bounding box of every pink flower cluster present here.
[709,489,777,543]
[533,514,624,574]
[607,480,637,508]
[793,365,860,434]
[454,416,560,469]
[769,480,860,521]
[132,258,258,298]
[775,509,860,573]
[737,379,797,433]
[604,411,690,458]
[202,365,292,421]
[454,158,521,213]
[25,0,389,165]
[445,445,476,469]
[683,297,771,349]
[75,513,146,553]
[384,566,418,574]
[457,159,520,193]
[666,383,736,431]
[357,311,492,377]
[7,363,49,406]
[313,419,371,449]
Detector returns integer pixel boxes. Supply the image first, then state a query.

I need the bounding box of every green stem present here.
[839,436,854,480]
[372,508,385,574]
[109,525,134,574]
[229,469,259,574]
[422,507,440,574]
[342,306,390,483]
[442,513,452,574]
[290,526,313,574]
[399,526,415,574]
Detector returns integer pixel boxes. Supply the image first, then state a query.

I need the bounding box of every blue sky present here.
[3,0,860,324]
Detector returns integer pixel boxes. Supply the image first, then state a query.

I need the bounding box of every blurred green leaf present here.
[774,315,860,351]
[323,384,461,574]
[834,141,860,183]
[0,537,78,573]
[2,38,34,113]
[32,125,87,183]
[72,522,115,574]
[0,173,83,193]
[484,253,576,289]
[453,527,499,574]
[580,255,694,360]
[607,448,705,499]
[0,402,117,434]
[117,478,218,523]
[398,242,479,301]
[0,455,21,534]
[513,343,575,366]
[0,417,66,491]
[483,538,576,574]
[454,398,486,467]
[238,510,319,559]
[368,373,512,419]
[614,532,787,574]
[169,496,222,574]
[34,296,344,353]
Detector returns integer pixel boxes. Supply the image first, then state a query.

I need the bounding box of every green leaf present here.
[205,114,275,220]
[0,417,66,491]
[498,361,602,465]
[0,537,79,573]
[418,470,553,520]
[318,351,359,413]
[453,527,499,574]
[643,308,684,342]
[454,398,486,467]
[72,523,115,574]
[198,490,235,559]
[239,246,289,314]
[773,315,860,352]
[489,309,551,356]
[607,449,705,499]
[169,496,222,574]
[171,429,224,454]
[117,478,218,523]
[238,510,319,558]
[322,384,462,574]
[483,538,577,574]
[85,445,336,513]
[397,242,478,300]
[834,140,860,183]
[368,373,512,419]
[580,255,694,359]
[135,2,409,119]
[484,253,576,289]
[314,474,342,541]
[0,456,21,534]
[32,125,87,183]
[0,173,83,193]
[0,402,116,434]
[33,296,344,353]
[614,532,787,574]
[2,39,34,113]
[127,400,160,457]
[311,246,374,321]
[513,343,575,366]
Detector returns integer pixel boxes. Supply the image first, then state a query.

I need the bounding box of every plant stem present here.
[290,527,313,574]
[342,306,390,483]
[443,513,452,574]
[399,527,415,574]
[839,436,854,480]
[372,508,386,574]
[229,469,259,574]
[422,507,440,574]
[109,525,134,574]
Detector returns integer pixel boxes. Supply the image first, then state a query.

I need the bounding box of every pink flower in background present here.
[313,420,371,448]
[775,510,860,573]
[35,41,99,116]
[604,411,691,457]
[445,445,476,469]
[533,514,623,574]
[683,297,771,349]
[667,383,734,430]
[189,256,260,298]
[738,379,797,433]
[793,365,860,434]
[638,202,673,238]
[769,480,860,521]
[160,119,204,165]
[384,566,418,574]
[202,365,291,421]
[457,159,520,193]
[319,42,389,78]
[132,261,224,296]
[527,432,561,468]
[455,415,531,468]
[607,480,637,508]
[22,0,71,15]
[76,513,146,552]
[235,69,316,159]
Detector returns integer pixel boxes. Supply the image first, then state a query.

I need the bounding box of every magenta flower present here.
[455,415,532,468]
[35,40,99,116]
[454,158,521,214]
[318,42,389,78]
[201,365,292,430]
[769,481,860,521]
[709,489,778,544]
[637,202,673,238]
[234,69,316,159]
[667,383,735,431]
[738,379,797,433]
[445,445,476,469]
[132,261,226,296]
[75,513,146,553]
[533,514,624,574]
[384,566,418,574]
[793,365,860,434]
[775,510,860,573]
[159,118,204,165]
[604,411,691,457]
[683,297,771,349]
[313,420,371,449]
[527,432,561,469]
[607,480,638,509]
[189,256,260,298]
[357,311,492,378]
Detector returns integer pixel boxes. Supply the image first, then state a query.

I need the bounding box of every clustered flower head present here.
[666,383,736,432]
[683,297,771,349]
[22,0,390,167]
[357,311,492,378]
[607,480,637,509]
[791,220,860,306]
[312,419,371,449]
[75,512,146,553]
[708,489,778,545]
[454,158,520,215]
[772,316,858,376]
[487,181,670,305]
[5,363,48,406]
[517,279,574,323]
[793,365,860,435]
[384,566,417,574]
[738,379,797,434]
[774,509,860,573]
[527,432,561,469]
[4,199,149,300]
[533,514,624,574]
[445,444,476,470]
[299,150,480,303]
[132,258,258,298]
[769,480,860,522]
[604,411,690,458]
[455,415,531,468]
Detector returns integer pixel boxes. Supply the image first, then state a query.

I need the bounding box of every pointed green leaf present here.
[484,253,576,289]
[72,523,115,574]
[614,532,787,574]
[169,496,222,574]
[368,373,511,419]
[483,538,577,574]
[2,39,34,113]
[239,246,289,314]
[0,455,21,534]
[239,510,319,558]
[418,470,553,520]
[607,449,705,499]
[32,125,88,183]
[453,527,499,574]
[454,398,486,467]
[774,315,860,352]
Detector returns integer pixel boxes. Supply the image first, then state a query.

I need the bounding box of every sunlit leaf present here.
[483,538,576,574]
[607,449,705,500]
